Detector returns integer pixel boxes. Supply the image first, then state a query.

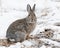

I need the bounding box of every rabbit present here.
[6,4,37,43]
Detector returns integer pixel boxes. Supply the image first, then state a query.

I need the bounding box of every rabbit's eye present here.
[28,14,30,16]
[28,15,30,16]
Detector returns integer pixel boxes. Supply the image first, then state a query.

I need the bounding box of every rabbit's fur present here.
[6,4,37,43]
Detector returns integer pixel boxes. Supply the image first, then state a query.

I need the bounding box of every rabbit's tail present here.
[0,39,14,47]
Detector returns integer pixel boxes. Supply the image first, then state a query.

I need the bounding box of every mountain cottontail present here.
[6,4,37,43]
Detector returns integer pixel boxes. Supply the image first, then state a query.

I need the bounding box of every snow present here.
[0,0,60,48]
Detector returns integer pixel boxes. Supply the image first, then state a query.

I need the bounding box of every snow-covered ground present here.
[0,0,60,48]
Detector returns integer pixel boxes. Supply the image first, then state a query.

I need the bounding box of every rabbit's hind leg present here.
[15,31,26,42]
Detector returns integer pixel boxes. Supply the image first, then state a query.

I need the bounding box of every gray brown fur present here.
[6,4,37,42]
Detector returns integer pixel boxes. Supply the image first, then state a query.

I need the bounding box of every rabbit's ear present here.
[27,4,31,12]
[32,4,36,12]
